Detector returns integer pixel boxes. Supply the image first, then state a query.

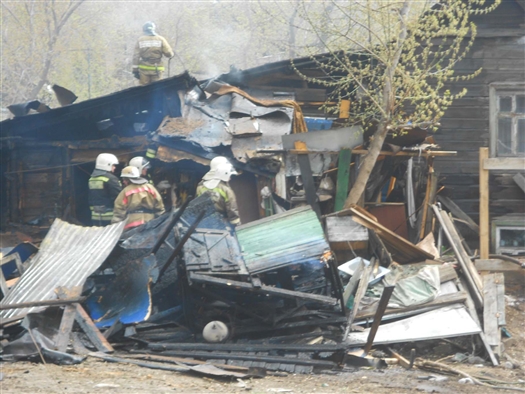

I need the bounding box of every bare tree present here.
[1,0,85,104]
[291,0,500,207]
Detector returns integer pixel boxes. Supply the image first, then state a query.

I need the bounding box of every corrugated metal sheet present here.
[0,219,125,321]
[235,206,329,274]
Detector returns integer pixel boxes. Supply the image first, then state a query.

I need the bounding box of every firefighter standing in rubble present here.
[111,166,165,230]
[89,153,122,226]
[132,21,174,86]
[196,159,241,226]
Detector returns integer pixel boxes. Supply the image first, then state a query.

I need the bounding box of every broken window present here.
[490,84,525,157]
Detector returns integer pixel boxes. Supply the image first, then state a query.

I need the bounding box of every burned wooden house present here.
[0,73,196,228]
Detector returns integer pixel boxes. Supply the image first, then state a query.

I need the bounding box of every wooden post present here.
[479,147,490,259]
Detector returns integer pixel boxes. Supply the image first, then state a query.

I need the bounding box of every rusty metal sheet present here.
[0,219,126,321]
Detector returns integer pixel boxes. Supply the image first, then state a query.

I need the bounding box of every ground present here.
[1,252,524,393]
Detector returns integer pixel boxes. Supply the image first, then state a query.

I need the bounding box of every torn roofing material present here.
[235,205,330,274]
[0,219,126,321]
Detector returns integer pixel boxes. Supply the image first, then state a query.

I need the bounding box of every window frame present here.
[489,83,525,158]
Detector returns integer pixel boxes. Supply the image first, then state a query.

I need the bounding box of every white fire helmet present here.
[95,153,119,172]
[214,162,238,182]
[210,156,230,171]
[202,321,229,343]
[202,156,232,181]
[129,156,150,174]
[121,166,140,179]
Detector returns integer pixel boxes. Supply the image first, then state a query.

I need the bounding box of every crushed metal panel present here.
[155,145,211,166]
[0,219,125,321]
[183,229,248,275]
[283,126,363,176]
[235,206,329,274]
[85,253,156,328]
[345,304,481,346]
[231,109,293,163]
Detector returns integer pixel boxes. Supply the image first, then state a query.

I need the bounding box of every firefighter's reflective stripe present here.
[139,40,162,48]
[122,186,158,205]
[88,176,109,189]
[146,148,157,159]
[196,186,228,202]
[138,64,165,71]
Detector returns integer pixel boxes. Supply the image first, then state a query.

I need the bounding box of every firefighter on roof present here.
[132,21,174,86]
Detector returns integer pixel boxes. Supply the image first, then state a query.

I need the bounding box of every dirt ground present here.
[1,261,524,393]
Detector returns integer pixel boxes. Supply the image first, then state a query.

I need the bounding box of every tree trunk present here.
[343,121,389,208]
[342,1,410,209]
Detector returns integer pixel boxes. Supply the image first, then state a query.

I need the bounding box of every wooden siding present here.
[433,0,525,229]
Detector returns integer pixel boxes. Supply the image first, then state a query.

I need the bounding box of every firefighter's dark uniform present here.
[88,169,122,226]
[111,182,165,230]
[132,35,174,86]
[196,180,241,226]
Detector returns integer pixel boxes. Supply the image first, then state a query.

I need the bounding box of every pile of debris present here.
[0,187,520,386]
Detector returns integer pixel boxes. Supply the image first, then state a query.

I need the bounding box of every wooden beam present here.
[363,285,395,355]
[457,279,499,366]
[483,274,505,357]
[475,259,525,272]
[352,149,457,157]
[479,148,490,260]
[437,195,480,235]
[343,263,373,340]
[483,157,525,171]
[75,304,114,353]
[55,287,82,353]
[0,297,85,310]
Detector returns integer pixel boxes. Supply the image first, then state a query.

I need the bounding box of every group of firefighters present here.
[94,21,239,228]
[88,154,241,231]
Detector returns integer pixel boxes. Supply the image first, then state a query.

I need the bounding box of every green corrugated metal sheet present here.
[235,206,329,274]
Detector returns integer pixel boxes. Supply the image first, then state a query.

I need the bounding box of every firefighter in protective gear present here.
[89,153,121,226]
[196,162,240,226]
[111,166,165,230]
[129,156,153,184]
[132,21,174,86]
[202,156,231,182]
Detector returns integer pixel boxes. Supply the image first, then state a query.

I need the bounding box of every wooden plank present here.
[484,157,525,171]
[483,274,503,357]
[326,216,368,242]
[350,208,433,264]
[513,173,525,194]
[437,195,480,235]
[475,259,525,271]
[335,149,351,212]
[495,273,506,327]
[432,205,483,309]
[457,279,499,366]
[342,260,364,308]
[419,164,437,241]
[479,148,490,260]
[351,149,457,157]
[75,304,114,353]
[343,263,373,340]
[363,285,395,355]
[296,150,322,219]
[55,287,82,353]
[0,297,85,310]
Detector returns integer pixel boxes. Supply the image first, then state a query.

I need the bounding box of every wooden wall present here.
[433,0,525,225]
